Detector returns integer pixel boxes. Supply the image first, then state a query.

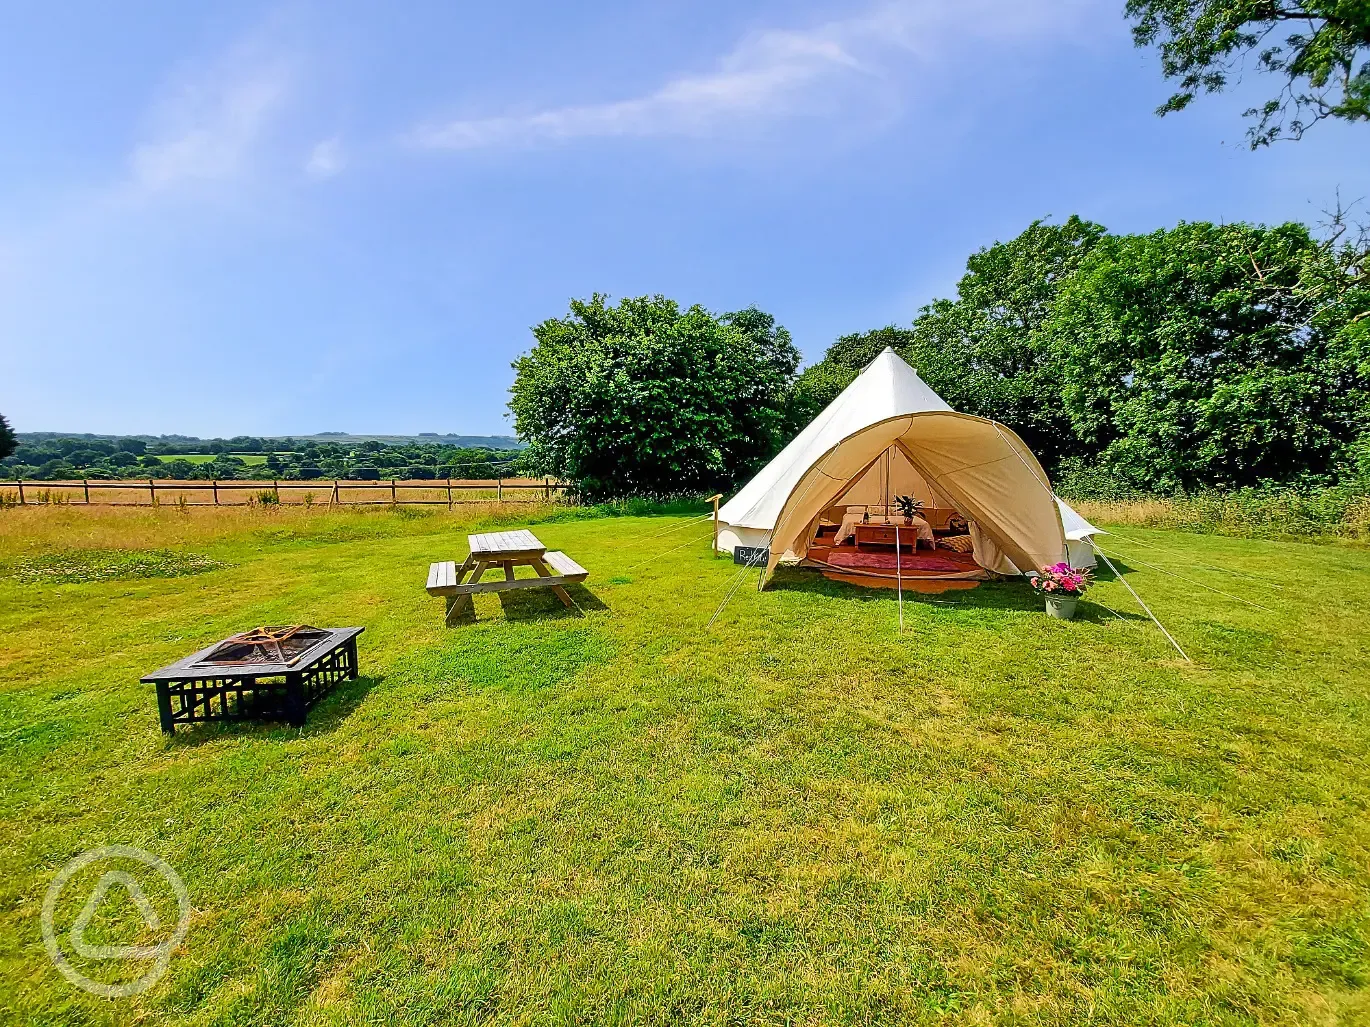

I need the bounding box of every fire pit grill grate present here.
[195,625,331,668]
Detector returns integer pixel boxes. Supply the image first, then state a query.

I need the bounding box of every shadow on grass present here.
[163,674,382,747]
[1090,556,1137,580]
[496,582,608,622]
[767,566,1145,623]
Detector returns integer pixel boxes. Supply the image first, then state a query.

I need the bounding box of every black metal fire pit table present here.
[141,625,363,734]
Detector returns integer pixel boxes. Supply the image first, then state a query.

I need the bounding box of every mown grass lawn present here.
[162,454,271,466]
[1,505,1368,1026]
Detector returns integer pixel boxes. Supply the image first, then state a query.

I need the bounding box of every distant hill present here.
[18,432,525,449]
[285,433,526,448]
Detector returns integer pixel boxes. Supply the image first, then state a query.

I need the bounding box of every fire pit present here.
[141,626,363,734]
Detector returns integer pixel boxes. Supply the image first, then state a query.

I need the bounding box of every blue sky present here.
[1,1,1364,438]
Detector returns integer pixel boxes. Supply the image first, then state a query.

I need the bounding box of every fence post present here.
[447,478,453,510]
[391,480,398,506]
[212,479,219,505]
[273,480,280,504]
[149,479,156,505]
[331,480,339,506]
[497,478,503,502]
[17,480,24,505]
[545,477,550,502]
[83,480,90,504]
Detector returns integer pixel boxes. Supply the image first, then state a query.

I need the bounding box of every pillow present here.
[939,534,974,553]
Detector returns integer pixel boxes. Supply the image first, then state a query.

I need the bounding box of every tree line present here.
[0,432,525,482]
[510,214,1369,500]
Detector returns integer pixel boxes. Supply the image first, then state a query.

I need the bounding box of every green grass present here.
[2,506,1369,1025]
[160,454,270,465]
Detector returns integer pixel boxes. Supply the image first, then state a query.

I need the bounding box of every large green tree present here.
[791,217,1106,472]
[0,414,15,462]
[509,295,798,499]
[1127,0,1370,145]
[900,216,1107,472]
[1046,220,1370,490]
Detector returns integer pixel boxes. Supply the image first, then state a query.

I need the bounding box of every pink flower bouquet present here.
[1028,562,1093,596]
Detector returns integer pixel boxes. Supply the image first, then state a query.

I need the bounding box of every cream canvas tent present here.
[715,348,1098,584]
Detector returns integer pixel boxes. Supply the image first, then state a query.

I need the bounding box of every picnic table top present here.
[468,529,544,556]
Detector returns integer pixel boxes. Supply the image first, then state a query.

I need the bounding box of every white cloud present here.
[410,0,1090,151]
[305,137,345,178]
[128,46,291,191]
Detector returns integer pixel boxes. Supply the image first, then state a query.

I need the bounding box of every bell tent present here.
[715,348,1100,585]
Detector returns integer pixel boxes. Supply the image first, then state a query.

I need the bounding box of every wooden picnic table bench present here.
[426,529,588,625]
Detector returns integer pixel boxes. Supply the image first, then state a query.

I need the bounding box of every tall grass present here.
[0,502,559,556]
[0,497,709,558]
[1069,486,1370,543]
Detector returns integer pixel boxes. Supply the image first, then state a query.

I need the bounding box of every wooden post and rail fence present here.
[0,477,571,508]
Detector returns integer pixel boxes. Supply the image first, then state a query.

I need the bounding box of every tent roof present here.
[719,348,951,530]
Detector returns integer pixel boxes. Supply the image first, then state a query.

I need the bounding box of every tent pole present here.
[895,524,904,633]
[1091,541,1191,662]
[883,448,890,519]
[707,493,723,556]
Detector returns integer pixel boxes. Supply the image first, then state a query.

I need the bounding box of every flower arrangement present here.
[1029,562,1093,596]
[892,495,924,520]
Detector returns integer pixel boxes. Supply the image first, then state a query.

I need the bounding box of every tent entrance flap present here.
[764,412,1067,586]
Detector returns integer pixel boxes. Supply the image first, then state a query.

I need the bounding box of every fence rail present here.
[0,478,572,508]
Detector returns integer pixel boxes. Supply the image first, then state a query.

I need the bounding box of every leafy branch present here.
[1127,0,1370,146]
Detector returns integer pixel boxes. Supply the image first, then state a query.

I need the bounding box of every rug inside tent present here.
[822,549,981,575]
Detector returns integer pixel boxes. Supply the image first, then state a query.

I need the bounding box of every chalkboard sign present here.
[734,546,770,567]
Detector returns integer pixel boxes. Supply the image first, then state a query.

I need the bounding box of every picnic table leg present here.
[445,558,488,624]
[531,558,575,609]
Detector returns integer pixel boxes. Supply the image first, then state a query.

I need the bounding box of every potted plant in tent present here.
[1029,562,1094,620]
[892,495,923,525]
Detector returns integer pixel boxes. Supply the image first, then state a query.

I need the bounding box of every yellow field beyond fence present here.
[0,477,570,508]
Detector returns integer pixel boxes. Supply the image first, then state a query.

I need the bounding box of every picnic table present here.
[426,529,588,625]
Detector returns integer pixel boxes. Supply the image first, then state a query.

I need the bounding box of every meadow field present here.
[167,454,271,466]
[1,504,1368,1025]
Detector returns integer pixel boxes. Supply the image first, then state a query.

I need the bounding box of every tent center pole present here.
[895,524,904,633]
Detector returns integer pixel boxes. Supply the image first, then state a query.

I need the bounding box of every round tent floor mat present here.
[823,549,980,574]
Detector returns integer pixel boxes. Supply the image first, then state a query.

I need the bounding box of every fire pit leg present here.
[156,682,176,735]
[346,637,359,679]
[285,671,306,727]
